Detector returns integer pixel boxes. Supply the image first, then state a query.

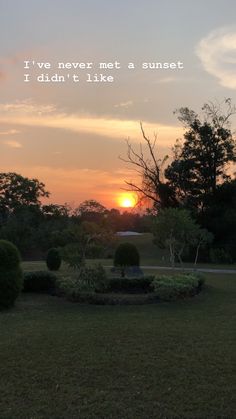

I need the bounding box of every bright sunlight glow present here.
[117,193,138,208]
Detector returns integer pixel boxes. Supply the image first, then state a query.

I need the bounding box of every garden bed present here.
[21,268,205,305]
[66,291,159,305]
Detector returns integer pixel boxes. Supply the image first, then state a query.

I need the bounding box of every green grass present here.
[0,272,235,418]
[22,232,236,272]
[116,233,166,261]
[115,233,236,269]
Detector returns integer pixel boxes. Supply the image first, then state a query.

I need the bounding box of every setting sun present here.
[117,193,138,208]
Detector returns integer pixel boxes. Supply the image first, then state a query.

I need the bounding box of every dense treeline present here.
[0,177,149,259]
[1,99,236,263]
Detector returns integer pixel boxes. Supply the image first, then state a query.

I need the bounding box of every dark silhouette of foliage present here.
[114,242,140,277]
[0,240,23,309]
[0,172,49,214]
[46,248,62,271]
[165,99,236,210]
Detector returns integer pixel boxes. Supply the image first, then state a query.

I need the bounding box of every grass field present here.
[0,271,235,418]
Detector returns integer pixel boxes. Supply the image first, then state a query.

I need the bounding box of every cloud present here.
[0,71,6,81]
[0,100,181,145]
[155,77,176,84]
[1,99,56,115]
[114,100,133,108]
[3,140,23,148]
[196,27,236,89]
[0,129,20,135]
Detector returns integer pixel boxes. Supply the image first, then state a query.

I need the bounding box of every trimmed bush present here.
[0,239,21,270]
[114,242,140,277]
[23,271,57,293]
[46,248,62,271]
[0,240,23,309]
[153,273,205,301]
[106,276,155,293]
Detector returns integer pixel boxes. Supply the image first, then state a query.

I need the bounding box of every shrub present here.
[86,243,104,258]
[46,248,62,271]
[192,272,205,288]
[0,240,23,309]
[152,273,204,301]
[61,243,83,269]
[0,239,21,270]
[58,264,108,299]
[209,248,233,264]
[114,242,140,277]
[66,293,157,305]
[106,276,154,293]
[23,271,57,293]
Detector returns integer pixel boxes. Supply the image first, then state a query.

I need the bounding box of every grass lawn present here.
[0,271,235,418]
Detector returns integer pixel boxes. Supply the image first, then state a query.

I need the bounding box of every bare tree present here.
[120,122,177,210]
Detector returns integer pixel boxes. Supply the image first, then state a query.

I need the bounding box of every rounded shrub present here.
[46,248,62,271]
[114,242,140,277]
[0,240,23,309]
[23,271,57,293]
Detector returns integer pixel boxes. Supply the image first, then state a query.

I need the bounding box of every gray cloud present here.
[196,27,236,90]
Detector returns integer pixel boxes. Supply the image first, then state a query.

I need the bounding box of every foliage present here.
[165,99,236,210]
[61,243,84,269]
[0,172,49,214]
[114,242,140,276]
[0,240,23,309]
[106,276,155,293]
[209,248,233,264]
[60,222,115,267]
[152,273,205,301]
[58,264,108,299]
[74,199,107,224]
[23,271,57,293]
[200,180,236,261]
[0,206,42,256]
[0,239,21,269]
[46,248,62,271]
[153,208,197,266]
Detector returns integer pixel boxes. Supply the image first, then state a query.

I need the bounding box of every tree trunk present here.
[194,243,201,266]
[169,244,175,267]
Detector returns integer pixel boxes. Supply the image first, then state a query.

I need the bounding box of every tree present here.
[200,180,236,261]
[0,205,42,256]
[192,228,213,265]
[165,99,236,211]
[42,203,71,218]
[120,122,177,210]
[114,242,140,277]
[0,240,23,309]
[153,208,203,266]
[46,248,62,271]
[74,199,107,223]
[0,172,49,217]
[61,221,115,269]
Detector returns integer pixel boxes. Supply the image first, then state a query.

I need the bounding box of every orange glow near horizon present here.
[117,192,138,208]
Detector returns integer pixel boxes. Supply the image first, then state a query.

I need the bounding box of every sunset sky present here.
[1,0,236,208]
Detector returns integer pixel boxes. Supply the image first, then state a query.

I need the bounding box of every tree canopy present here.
[165,99,236,210]
[0,172,49,214]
